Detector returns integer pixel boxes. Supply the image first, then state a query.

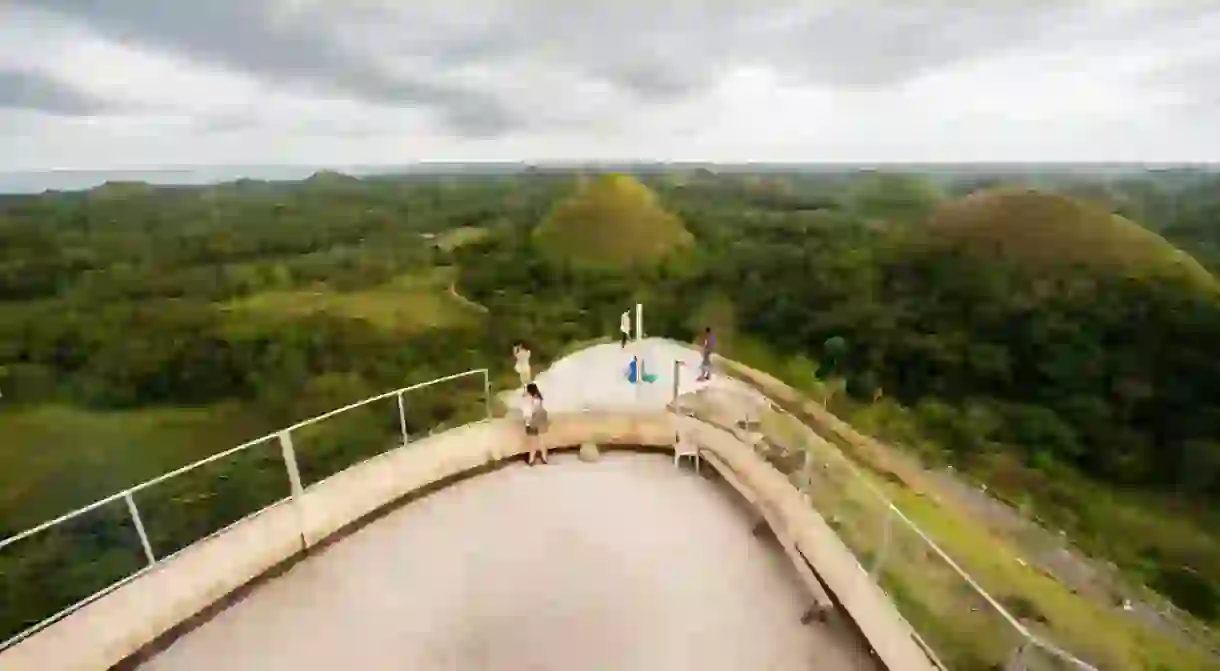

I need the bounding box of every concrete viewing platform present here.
[503,338,767,414]
[141,453,874,671]
[2,339,934,671]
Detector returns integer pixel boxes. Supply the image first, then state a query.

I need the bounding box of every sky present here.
[1,0,1219,171]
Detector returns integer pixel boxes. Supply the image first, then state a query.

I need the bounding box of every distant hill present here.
[927,188,1217,290]
[302,170,364,190]
[534,174,693,268]
[86,181,156,200]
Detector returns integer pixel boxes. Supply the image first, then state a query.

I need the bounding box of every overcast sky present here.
[1,1,1219,170]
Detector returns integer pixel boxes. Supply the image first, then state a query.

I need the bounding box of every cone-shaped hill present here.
[926,188,1217,291]
[534,174,694,269]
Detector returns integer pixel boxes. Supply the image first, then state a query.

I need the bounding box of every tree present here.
[822,335,847,376]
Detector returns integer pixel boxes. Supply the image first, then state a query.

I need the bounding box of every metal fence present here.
[670,360,1096,671]
[0,368,490,653]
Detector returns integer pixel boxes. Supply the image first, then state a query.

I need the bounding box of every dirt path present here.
[447,282,488,313]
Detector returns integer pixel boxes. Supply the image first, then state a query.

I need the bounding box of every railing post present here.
[483,369,492,420]
[279,430,309,550]
[124,492,156,566]
[396,391,409,446]
[871,504,893,578]
[279,431,304,499]
[801,448,814,492]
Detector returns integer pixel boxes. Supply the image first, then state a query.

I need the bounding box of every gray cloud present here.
[20,0,525,136]
[1146,54,1220,118]
[16,1,1086,113]
[415,2,1079,98]
[1136,5,1220,117]
[425,2,1220,100]
[0,69,109,115]
[598,61,716,101]
[9,0,1220,139]
[195,112,258,134]
[761,4,1070,89]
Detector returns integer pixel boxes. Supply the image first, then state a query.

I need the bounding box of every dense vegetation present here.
[0,173,567,641]
[457,168,1220,627]
[3,165,1220,662]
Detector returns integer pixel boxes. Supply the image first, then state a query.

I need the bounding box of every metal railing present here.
[670,358,1097,671]
[0,368,490,653]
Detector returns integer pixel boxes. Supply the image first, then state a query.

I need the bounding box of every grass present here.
[928,188,1217,291]
[961,451,1220,646]
[694,354,1218,670]
[844,398,1220,649]
[0,403,289,644]
[880,481,1217,670]
[0,404,274,530]
[219,267,483,334]
[722,401,1023,669]
[534,173,694,268]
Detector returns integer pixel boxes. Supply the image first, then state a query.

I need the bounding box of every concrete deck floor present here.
[141,453,874,671]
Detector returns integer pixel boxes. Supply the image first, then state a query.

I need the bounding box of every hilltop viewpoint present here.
[925,188,1218,291]
[534,174,694,269]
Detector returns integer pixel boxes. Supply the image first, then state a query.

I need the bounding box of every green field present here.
[0,266,487,533]
[434,226,491,251]
[0,404,274,530]
[219,267,483,335]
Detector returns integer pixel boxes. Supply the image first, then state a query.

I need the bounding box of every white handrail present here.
[670,349,1100,671]
[0,368,490,653]
[769,407,1096,669]
[0,369,487,555]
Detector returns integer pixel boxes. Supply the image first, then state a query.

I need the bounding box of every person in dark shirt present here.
[698,327,715,381]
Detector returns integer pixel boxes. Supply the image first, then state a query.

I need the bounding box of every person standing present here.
[513,343,532,387]
[620,310,632,348]
[522,383,549,465]
[698,327,715,382]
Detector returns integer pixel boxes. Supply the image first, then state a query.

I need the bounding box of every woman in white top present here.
[522,383,548,465]
[513,343,532,386]
[620,311,631,348]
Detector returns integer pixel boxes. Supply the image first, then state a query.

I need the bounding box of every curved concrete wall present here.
[0,412,934,671]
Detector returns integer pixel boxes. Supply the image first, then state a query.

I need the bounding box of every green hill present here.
[534,174,693,268]
[927,188,1217,290]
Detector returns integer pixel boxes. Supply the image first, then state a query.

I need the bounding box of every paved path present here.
[142,454,874,671]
